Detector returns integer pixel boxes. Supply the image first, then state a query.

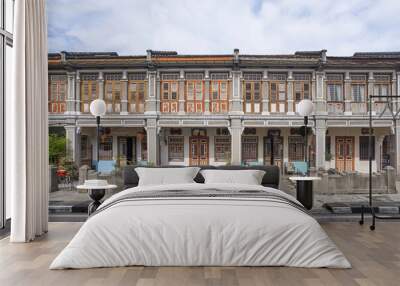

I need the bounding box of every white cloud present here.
[47,0,400,56]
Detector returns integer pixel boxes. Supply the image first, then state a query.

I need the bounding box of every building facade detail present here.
[48,50,400,174]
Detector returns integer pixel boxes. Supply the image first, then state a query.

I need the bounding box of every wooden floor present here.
[0,222,399,286]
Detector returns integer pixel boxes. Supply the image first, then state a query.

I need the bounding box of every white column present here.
[75,72,81,114]
[230,70,243,114]
[368,72,375,115]
[315,120,326,170]
[146,117,159,165]
[376,135,385,172]
[287,71,294,115]
[66,72,76,114]
[178,70,185,115]
[98,71,104,100]
[204,70,210,115]
[315,71,326,115]
[311,71,316,101]
[230,118,243,165]
[120,71,128,115]
[262,70,270,115]
[145,70,157,115]
[65,125,79,163]
[344,72,352,115]
[395,123,400,176]
[395,72,400,113]
[156,72,161,113]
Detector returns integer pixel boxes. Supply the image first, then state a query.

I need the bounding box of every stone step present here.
[49,200,90,213]
[323,202,400,214]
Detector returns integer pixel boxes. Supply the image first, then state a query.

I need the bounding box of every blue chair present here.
[137,160,148,166]
[247,161,263,166]
[292,161,308,175]
[97,160,116,175]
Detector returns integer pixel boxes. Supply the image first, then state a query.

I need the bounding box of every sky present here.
[47,0,400,57]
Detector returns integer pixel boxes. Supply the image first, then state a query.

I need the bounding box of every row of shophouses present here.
[48,49,400,174]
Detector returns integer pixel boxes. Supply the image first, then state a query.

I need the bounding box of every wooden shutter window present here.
[242,136,258,163]
[214,136,231,162]
[161,73,179,113]
[104,74,122,113]
[242,77,262,113]
[168,136,184,162]
[269,77,286,113]
[128,73,146,113]
[99,136,113,160]
[48,75,67,113]
[210,73,229,113]
[80,74,99,112]
[288,136,304,161]
[185,79,204,113]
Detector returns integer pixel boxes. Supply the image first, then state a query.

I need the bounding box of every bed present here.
[50,166,350,269]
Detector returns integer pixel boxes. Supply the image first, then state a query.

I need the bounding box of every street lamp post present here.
[90,99,106,171]
[297,99,315,175]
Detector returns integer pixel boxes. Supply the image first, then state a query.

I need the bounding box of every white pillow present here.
[200,169,266,185]
[135,167,200,186]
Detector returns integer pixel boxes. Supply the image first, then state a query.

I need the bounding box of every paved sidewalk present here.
[49,177,400,215]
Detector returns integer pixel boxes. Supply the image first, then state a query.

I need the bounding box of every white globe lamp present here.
[90,99,106,117]
[297,99,314,117]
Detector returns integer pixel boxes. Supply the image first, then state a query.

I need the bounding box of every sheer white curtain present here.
[8,0,48,242]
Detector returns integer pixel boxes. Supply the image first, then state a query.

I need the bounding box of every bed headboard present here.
[122,165,280,189]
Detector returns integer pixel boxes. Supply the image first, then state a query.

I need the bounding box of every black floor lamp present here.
[297,99,315,176]
[359,94,400,230]
[89,99,107,171]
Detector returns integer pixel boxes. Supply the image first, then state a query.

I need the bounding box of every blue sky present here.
[47,0,400,56]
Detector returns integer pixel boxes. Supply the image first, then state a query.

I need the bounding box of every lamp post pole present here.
[96,115,100,171]
[297,99,314,176]
[90,99,106,172]
[304,116,309,176]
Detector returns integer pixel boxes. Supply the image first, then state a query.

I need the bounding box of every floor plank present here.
[0,222,399,286]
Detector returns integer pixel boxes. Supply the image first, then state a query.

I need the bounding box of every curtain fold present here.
[9,0,49,242]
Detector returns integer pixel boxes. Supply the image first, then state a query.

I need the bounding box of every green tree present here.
[49,133,66,165]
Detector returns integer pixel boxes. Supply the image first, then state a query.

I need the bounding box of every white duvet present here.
[50,183,351,269]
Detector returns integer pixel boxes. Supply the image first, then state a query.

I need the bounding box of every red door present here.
[335,136,354,172]
[189,136,209,166]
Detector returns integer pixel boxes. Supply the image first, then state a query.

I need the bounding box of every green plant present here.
[49,133,66,165]
[58,157,79,180]
[325,152,332,161]
[147,161,155,167]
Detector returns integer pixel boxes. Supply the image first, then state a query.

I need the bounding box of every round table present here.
[289,176,321,210]
[77,183,117,215]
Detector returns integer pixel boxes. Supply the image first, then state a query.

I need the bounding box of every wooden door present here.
[335,136,354,172]
[264,136,283,169]
[242,136,258,164]
[189,136,209,166]
[117,137,136,166]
